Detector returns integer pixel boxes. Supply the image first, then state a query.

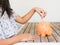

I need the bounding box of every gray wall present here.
[10,0,60,22]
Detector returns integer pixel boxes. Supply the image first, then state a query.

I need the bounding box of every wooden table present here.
[18,22,60,42]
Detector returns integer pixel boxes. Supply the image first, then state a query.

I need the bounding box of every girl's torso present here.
[0,8,22,39]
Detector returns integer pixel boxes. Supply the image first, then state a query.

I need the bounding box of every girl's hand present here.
[17,34,36,42]
[34,7,47,18]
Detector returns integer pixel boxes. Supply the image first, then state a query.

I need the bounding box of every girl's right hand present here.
[17,34,36,42]
[33,7,47,18]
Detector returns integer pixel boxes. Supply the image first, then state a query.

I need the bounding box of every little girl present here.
[0,0,46,45]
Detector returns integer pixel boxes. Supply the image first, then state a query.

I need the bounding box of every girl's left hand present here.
[16,34,36,42]
[34,7,47,18]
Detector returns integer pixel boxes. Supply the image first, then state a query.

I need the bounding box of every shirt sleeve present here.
[12,12,20,20]
[13,12,17,20]
[10,12,24,35]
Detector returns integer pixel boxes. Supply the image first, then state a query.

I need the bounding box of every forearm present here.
[15,8,35,24]
[0,35,20,45]
[16,7,46,24]
[22,8,35,23]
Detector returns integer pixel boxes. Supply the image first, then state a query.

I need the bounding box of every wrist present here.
[9,35,21,44]
[32,8,36,12]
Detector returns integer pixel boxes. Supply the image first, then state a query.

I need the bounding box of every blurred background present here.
[9,0,60,22]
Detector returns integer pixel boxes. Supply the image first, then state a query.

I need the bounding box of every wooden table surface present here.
[18,22,60,42]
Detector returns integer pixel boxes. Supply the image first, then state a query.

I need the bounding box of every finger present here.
[44,11,47,15]
[32,36,36,40]
[40,13,44,18]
